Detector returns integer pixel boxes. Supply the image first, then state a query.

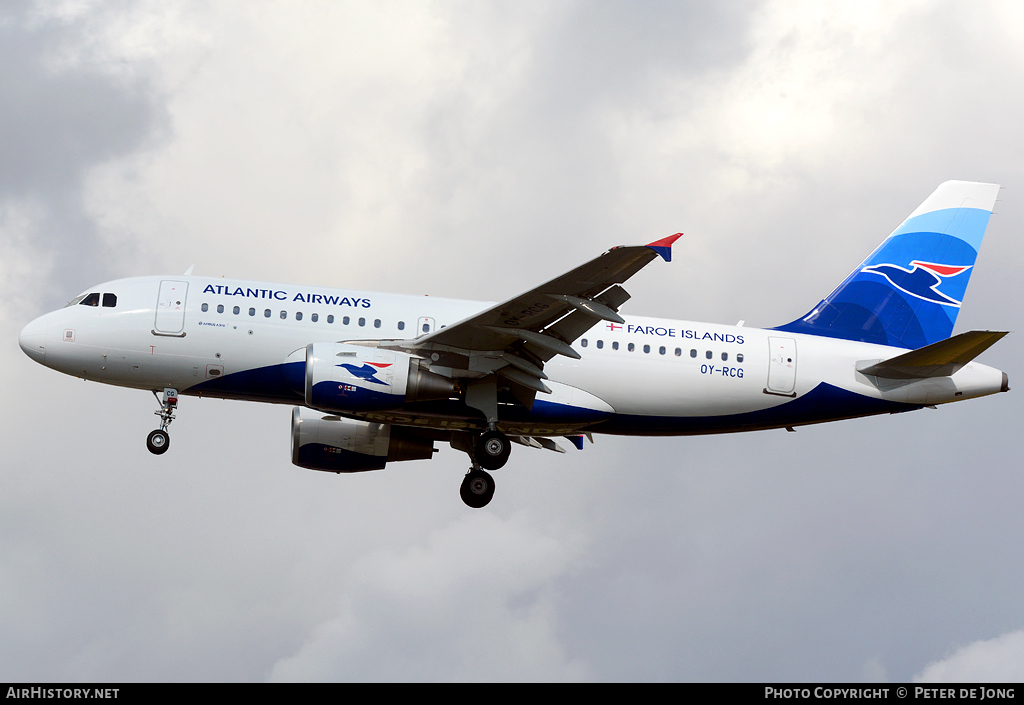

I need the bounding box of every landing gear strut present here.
[147,388,177,455]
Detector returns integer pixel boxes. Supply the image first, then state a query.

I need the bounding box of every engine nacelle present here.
[290,407,436,473]
[289,342,455,413]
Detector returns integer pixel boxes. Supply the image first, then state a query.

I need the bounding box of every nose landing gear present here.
[147,388,177,455]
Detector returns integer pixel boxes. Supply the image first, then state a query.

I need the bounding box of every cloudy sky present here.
[3,0,1024,682]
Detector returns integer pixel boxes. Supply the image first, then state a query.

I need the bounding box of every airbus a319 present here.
[19,181,1009,507]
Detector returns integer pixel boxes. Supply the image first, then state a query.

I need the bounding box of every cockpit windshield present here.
[64,293,89,308]
[63,292,117,308]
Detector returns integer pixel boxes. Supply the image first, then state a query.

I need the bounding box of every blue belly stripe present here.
[594,383,921,435]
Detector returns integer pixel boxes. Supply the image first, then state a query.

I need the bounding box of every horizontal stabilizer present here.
[858,330,1008,379]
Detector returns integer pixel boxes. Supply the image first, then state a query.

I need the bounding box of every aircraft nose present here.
[19,317,47,363]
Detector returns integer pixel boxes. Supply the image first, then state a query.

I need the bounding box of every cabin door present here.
[154,280,188,335]
[766,336,797,395]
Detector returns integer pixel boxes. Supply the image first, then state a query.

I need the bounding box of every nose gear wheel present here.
[147,429,170,454]
[147,388,178,456]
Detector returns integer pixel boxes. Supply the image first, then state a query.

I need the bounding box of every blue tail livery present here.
[775,181,999,349]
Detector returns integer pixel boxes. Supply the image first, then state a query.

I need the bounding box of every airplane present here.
[18,181,1010,508]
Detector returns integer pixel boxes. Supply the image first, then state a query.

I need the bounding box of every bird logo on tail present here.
[861,260,972,307]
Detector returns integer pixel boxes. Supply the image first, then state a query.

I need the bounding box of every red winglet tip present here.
[646,233,683,249]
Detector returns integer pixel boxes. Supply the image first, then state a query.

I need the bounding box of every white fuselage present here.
[19,275,1007,436]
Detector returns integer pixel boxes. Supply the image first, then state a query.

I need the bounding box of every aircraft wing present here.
[380,234,682,401]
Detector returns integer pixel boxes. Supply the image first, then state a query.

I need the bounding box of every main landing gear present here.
[147,388,178,455]
[458,428,511,508]
[460,468,495,509]
[475,429,511,470]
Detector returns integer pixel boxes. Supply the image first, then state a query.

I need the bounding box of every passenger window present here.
[422,323,430,333]
[358,317,365,327]
[706,350,713,359]
[201,303,209,312]
[659,346,666,355]
[264,309,271,318]
[80,293,100,307]
[280,311,287,319]
[233,306,240,315]
[643,344,651,354]
[398,321,405,330]
[328,315,335,324]
[596,340,604,349]
[721,352,728,361]
[690,349,697,358]
[249,308,255,316]
[312,313,319,322]
[737,353,744,363]
[296,312,303,321]
[675,348,681,356]
[628,343,635,352]
[217,304,224,314]
[612,341,619,350]
[581,339,588,347]
[102,293,117,308]
[374,319,381,328]
[343,316,350,325]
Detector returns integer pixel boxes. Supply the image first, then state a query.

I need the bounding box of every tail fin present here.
[775,181,1000,349]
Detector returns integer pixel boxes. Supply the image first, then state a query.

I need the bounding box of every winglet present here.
[646,233,683,262]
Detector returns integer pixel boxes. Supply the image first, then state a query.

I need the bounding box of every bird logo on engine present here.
[337,362,393,386]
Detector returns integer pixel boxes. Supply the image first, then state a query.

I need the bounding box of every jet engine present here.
[290,342,456,413]
[290,407,436,472]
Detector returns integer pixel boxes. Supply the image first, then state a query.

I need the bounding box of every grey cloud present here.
[533,0,762,106]
[0,6,163,306]
[404,2,763,298]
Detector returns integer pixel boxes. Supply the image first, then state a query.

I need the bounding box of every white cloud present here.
[915,629,1024,683]
[78,1,566,290]
[267,512,591,681]
[0,200,54,324]
[860,655,888,683]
